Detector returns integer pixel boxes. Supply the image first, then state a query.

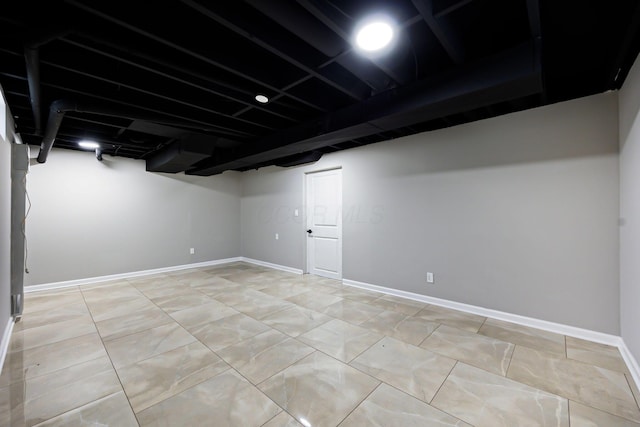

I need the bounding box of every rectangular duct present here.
[146,134,216,173]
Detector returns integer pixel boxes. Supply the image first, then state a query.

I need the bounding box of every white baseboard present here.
[619,339,640,394]
[343,277,640,387]
[23,256,301,293]
[342,278,622,347]
[24,257,243,293]
[240,257,303,275]
[0,316,15,373]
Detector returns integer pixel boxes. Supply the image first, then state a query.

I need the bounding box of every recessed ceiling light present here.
[78,140,100,150]
[355,17,395,52]
[255,94,269,104]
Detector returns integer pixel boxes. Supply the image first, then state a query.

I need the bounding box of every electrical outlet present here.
[190,248,195,254]
[275,233,279,240]
[426,272,434,283]
[294,209,299,217]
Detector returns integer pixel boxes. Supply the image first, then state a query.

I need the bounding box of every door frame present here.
[303,167,343,278]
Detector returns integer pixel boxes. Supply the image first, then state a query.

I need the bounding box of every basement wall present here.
[24,149,242,286]
[241,92,620,334]
[619,54,640,366]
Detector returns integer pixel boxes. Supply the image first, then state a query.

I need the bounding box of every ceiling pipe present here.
[37,100,70,163]
[36,99,238,164]
[23,29,74,136]
[23,46,42,135]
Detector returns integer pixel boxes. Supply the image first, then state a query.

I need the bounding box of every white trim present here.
[344,277,640,386]
[620,339,640,393]
[240,257,303,275]
[0,316,15,372]
[342,278,621,346]
[24,257,243,293]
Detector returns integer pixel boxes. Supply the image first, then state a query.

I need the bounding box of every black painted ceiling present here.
[1,1,639,175]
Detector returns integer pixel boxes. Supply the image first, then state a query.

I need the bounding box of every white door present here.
[305,168,342,280]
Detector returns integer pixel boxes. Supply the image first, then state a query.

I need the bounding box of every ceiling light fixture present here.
[354,16,395,52]
[255,94,269,104]
[78,140,104,161]
[78,140,100,150]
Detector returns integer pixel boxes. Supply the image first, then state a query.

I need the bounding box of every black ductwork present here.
[24,29,74,137]
[145,134,216,173]
[24,46,42,135]
[37,100,70,163]
[274,151,323,167]
[36,99,229,164]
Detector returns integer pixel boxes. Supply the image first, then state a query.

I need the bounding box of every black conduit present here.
[24,30,73,137]
[37,100,72,163]
[24,46,42,135]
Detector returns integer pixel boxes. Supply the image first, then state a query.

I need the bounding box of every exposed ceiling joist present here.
[411,0,465,64]
[179,0,369,102]
[189,42,541,175]
[61,37,299,123]
[295,0,408,86]
[65,0,328,112]
[0,0,636,174]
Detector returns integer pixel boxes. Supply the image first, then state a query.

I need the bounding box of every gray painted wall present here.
[25,149,242,286]
[242,93,620,334]
[0,94,12,333]
[620,55,640,363]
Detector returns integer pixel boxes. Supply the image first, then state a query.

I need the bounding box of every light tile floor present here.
[1,262,639,426]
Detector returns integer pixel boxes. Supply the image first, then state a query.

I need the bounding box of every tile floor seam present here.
[221,358,299,423]
[273,344,347,380]
[103,323,199,367]
[98,319,174,344]
[78,287,142,427]
[243,303,297,323]
[258,410,286,427]
[344,335,386,364]
[420,340,515,379]
[343,348,428,401]
[428,360,459,406]
[271,403,309,427]
[417,322,442,347]
[335,381,384,426]
[29,390,129,427]
[567,398,640,426]
[425,368,485,426]
[478,315,488,330]
[626,374,640,410]
[217,333,312,384]
[83,284,166,324]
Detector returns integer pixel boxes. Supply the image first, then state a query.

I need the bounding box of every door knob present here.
[306,229,313,234]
